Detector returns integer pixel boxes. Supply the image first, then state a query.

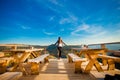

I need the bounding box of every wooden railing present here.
[88,42,120,57]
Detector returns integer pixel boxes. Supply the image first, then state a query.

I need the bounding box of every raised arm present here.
[62,40,67,46]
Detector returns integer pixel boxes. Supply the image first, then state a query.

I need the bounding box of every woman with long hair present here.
[55,37,66,59]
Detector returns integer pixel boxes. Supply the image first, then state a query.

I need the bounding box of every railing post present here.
[44,48,46,54]
[101,44,106,49]
[101,44,107,65]
[12,46,17,50]
[30,46,34,49]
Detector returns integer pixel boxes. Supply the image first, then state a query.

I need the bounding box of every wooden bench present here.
[68,53,87,73]
[28,54,49,75]
[98,55,120,70]
[0,72,22,80]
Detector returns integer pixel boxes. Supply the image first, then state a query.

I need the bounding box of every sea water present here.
[88,44,120,50]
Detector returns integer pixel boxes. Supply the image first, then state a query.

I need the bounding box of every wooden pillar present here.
[12,46,17,50]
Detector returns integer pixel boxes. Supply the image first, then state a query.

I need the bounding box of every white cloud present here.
[116,29,120,33]
[46,5,61,14]
[86,34,120,45]
[17,24,31,30]
[49,0,58,5]
[43,29,54,35]
[59,14,78,24]
[71,23,106,37]
[85,25,104,33]
[21,26,31,30]
[59,18,70,24]
[49,0,63,7]
[76,24,89,31]
[49,16,55,21]
[89,31,106,38]
[71,24,89,36]
[67,12,78,21]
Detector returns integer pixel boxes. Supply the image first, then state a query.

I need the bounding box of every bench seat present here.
[28,54,49,63]
[28,54,49,75]
[68,53,87,73]
[68,53,87,62]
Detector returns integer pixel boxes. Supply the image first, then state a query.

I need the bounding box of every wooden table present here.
[2,49,44,71]
[71,48,107,73]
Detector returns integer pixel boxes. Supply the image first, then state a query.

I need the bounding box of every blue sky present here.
[0,0,120,45]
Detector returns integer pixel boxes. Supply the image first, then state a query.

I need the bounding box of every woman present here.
[55,37,66,59]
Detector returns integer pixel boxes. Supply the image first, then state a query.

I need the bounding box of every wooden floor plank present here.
[18,58,120,80]
[19,59,96,80]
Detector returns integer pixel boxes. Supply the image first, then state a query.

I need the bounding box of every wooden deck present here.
[18,59,97,80]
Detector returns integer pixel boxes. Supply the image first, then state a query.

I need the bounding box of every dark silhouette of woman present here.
[55,37,66,59]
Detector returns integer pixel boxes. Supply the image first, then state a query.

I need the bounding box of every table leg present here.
[107,59,115,70]
[84,60,94,73]
[84,59,103,73]
[94,60,103,72]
